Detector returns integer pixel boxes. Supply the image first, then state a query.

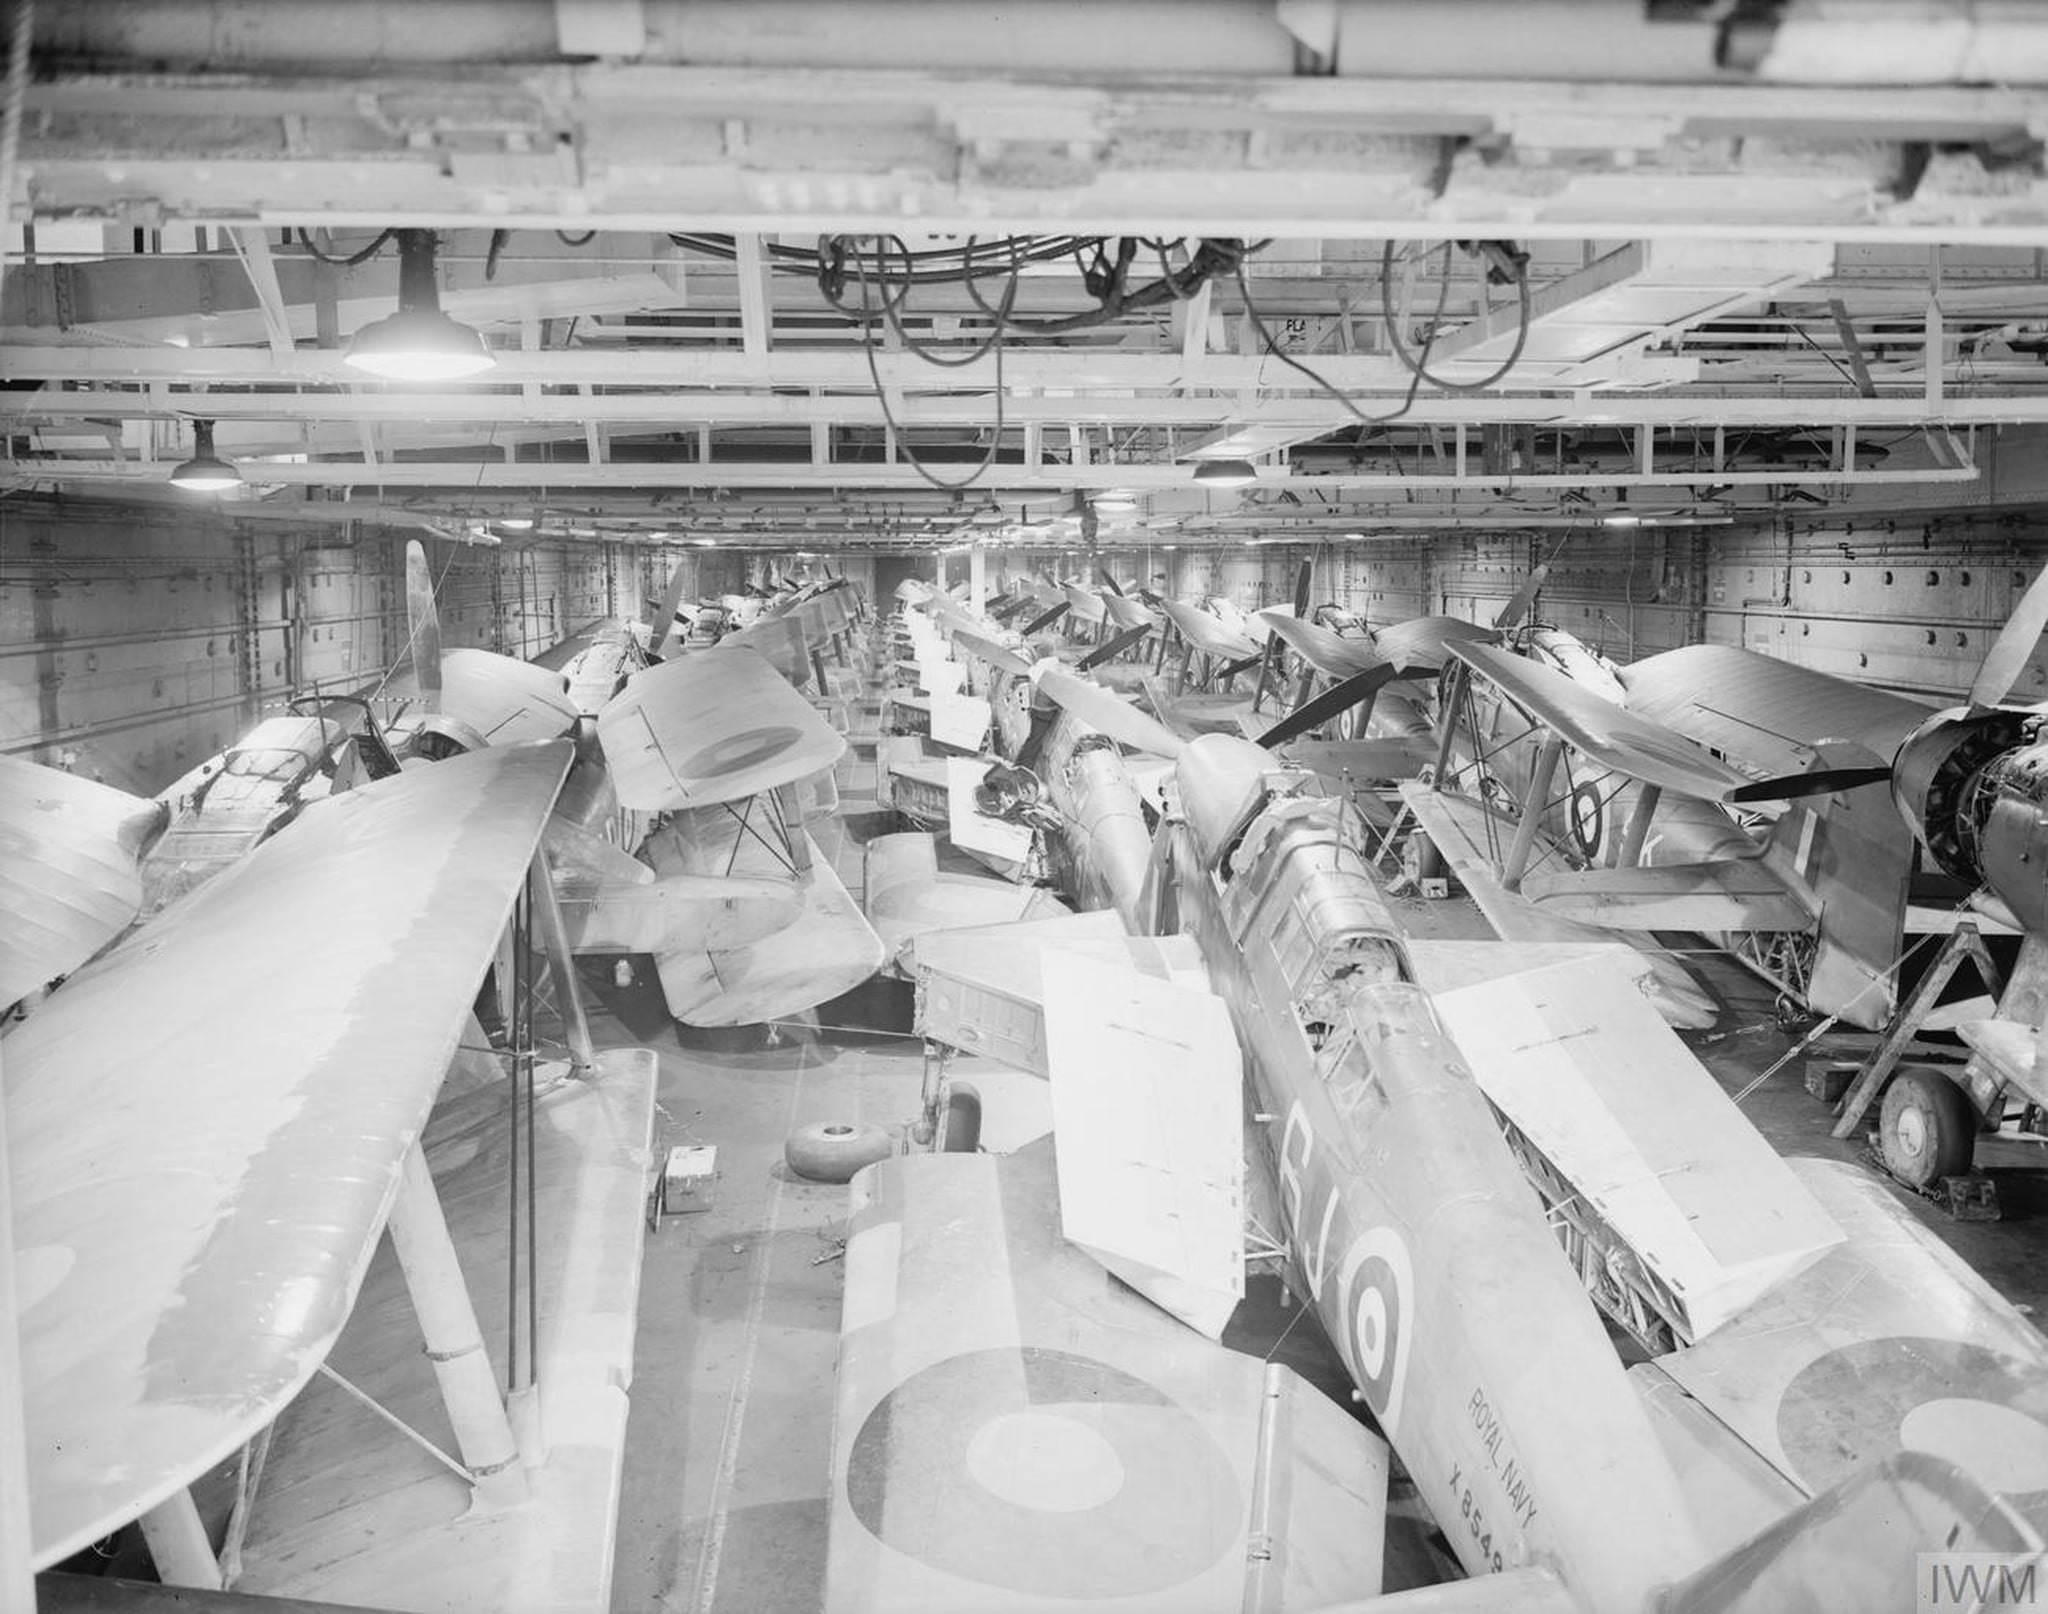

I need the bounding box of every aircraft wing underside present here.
[1399,784,1719,1028]
[824,1143,1391,1614]
[6,741,572,1569]
[1639,1156,2048,1528]
[1518,858,1816,933]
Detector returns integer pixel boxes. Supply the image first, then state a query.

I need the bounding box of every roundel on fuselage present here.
[1569,782,1604,860]
[1340,1227,1415,1433]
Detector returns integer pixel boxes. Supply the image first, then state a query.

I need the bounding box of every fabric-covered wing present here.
[1103,591,1159,633]
[825,1144,1390,1614]
[1062,582,1109,625]
[1371,614,1498,670]
[1161,599,1265,662]
[1619,643,1934,778]
[8,740,572,1568]
[0,757,165,1003]
[862,832,1070,964]
[1399,784,1719,1028]
[722,614,813,687]
[599,644,846,809]
[1519,858,1815,933]
[1453,643,1755,802]
[642,808,883,1025]
[1256,611,1385,678]
[1037,668,1186,758]
[1643,1157,2048,1512]
[439,648,580,746]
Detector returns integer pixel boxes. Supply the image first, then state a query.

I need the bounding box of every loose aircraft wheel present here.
[936,1083,983,1154]
[1878,1068,1975,1188]
[786,1121,893,1183]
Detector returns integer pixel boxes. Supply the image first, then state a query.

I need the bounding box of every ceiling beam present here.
[7,387,2048,431]
[7,459,1977,493]
[21,67,2048,240]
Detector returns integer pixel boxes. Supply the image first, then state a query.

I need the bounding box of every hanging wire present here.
[289,226,398,266]
[1379,240,1533,393]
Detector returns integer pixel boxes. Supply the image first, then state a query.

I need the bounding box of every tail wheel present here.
[1878,1068,1975,1188]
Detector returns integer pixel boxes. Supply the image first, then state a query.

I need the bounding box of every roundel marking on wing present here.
[682,725,803,782]
[844,1345,1241,1596]
[1777,1337,2048,1503]
[1337,1226,1414,1433]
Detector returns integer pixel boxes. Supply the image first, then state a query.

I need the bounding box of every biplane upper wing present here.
[1639,1156,2048,1519]
[1371,614,1498,670]
[720,613,814,687]
[1618,643,1934,778]
[1452,642,1756,802]
[1062,582,1110,625]
[1159,599,1265,663]
[598,644,846,810]
[438,647,581,746]
[1036,667,1187,758]
[1102,591,1159,633]
[8,740,571,1568]
[1255,610,1386,679]
[0,757,166,1003]
[824,1142,1391,1614]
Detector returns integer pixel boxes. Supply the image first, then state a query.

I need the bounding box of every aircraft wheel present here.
[786,1121,894,1183]
[936,1083,983,1154]
[1878,1068,1975,1188]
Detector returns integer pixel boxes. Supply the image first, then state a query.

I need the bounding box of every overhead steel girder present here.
[0,343,1698,392]
[4,458,1977,494]
[16,66,2048,240]
[6,384,2048,433]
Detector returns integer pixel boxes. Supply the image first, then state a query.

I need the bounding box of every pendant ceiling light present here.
[1191,458,1258,488]
[169,420,242,493]
[345,230,497,382]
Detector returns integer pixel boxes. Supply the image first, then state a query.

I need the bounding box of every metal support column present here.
[528,850,597,1078]
[1501,735,1565,891]
[386,1143,528,1508]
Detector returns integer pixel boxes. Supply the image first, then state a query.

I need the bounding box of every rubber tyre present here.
[936,1083,983,1154]
[1878,1068,1974,1189]
[785,1121,893,1184]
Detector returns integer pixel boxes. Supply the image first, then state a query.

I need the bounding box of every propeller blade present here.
[1494,562,1553,632]
[1022,602,1070,636]
[1726,765,1893,804]
[1970,560,2048,708]
[1079,623,1155,672]
[1257,666,1403,749]
[1292,557,1313,619]
[403,540,443,715]
[1218,653,1266,682]
[647,560,693,656]
[1097,567,1125,598]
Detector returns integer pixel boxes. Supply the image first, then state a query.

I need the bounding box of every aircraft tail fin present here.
[1758,741,1913,1031]
[1665,1450,2044,1614]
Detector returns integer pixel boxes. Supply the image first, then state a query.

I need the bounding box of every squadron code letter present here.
[1918,1554,2044,1611]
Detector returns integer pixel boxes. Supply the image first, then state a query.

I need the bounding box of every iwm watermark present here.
[1919,1554,2046,1611]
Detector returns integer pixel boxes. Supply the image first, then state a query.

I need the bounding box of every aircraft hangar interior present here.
[12,3,2048,1612]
